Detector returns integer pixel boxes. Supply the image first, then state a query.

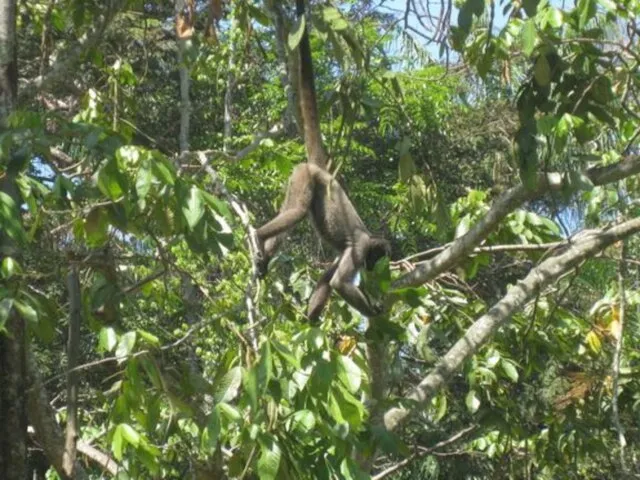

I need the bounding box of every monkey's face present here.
[365,239,391,270]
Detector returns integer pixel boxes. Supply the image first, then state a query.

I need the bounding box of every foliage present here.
[0,0,638,479]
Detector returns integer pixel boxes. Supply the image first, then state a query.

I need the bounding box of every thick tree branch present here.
[76,441,119,476]
[383,216,640,431]
[392,155,640,289]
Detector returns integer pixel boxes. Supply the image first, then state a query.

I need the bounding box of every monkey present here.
[249,0,390,322]
[251,163,390,321]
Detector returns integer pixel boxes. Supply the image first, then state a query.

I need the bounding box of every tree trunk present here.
[0,1,28,478]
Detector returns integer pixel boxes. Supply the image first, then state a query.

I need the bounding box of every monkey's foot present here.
[248,226,268,278]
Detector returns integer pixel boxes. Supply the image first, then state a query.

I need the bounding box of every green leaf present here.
[217,402,242,422]
[112,425,124,460]
[243,366,258,410]
[116,331,137,362]
[137,329,160,346]
[288,14,306,50]
[577,0,596,28]
[433,391,447,421]
[257,435,281,480]
[151,156,175,185]
[546,7,564,27]
[214,366,242,403]
[136,165,152,201]
[203,408,221,450]
[1,257,18,279]
[14,300,38,324]
[120,423,141,447]
[0,298,14,331]
[257,342,273,391]
[500,359,519,382]
[182,186,205,230]
[534,55,551,86]
[0,191,27,243]
[271,340,300,368]
[466,389,481,413]
[99,326,118,352]
[338,355,362,393]
[289,410,316,435]
[97,162,125,200]
[85,207,109,247]
[521,19,537,56]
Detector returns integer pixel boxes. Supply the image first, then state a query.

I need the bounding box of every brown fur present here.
[252,1,390,321]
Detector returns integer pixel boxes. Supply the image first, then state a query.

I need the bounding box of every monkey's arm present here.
[330,248,383,318]
[307,259,339,322]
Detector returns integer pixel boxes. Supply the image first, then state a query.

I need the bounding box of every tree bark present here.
[0,1,27,478]
[63,266,82,476]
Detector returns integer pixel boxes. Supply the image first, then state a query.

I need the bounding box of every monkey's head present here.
[365,237,391,270]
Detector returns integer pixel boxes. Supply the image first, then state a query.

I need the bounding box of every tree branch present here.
[383,216,640,431]
[392,155,640,289]
[63,266,82,476]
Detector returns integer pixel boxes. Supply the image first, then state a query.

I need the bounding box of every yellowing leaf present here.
[585,330,602,354]
[337,335,356,354]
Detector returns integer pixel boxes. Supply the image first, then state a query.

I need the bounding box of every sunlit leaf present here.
[466,389,481,413]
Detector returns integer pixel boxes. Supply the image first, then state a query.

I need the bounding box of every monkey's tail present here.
[296,0,328,170]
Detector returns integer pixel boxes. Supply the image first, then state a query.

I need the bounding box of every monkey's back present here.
[308,165,367,251]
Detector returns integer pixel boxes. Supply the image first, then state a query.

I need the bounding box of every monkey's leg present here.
[254,165,314,276]
[330,248,383,318]
[306,258,339,322]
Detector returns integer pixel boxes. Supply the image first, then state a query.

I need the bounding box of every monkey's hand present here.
[248,226,268,278]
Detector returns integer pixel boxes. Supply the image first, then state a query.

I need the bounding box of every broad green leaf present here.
[288,15,306,50]
[203,408,221,450]
[217,402,242,422]
[466,389,481,413]
[120,423,141,447]
[0,191,26,243]
[500,359,519,382]
[85,207,109,247]
[151,157,175,185]
[243,366,259,410]
[97,162,125,200]
[546,7,564,27]
[99,326,118,352]
[338,355,362,393]
[521,19,537,56]
[340,458,368,480]
[534,55,551,86]
[14,300,38,324]
[116,331,137,362]
[214,366,242,403]
[182,186,205,230]
[1,257,18,279]
[136,165,152,200]
[289,410,316,434]
[112,425,124,460]
[271,340,300,368]
[257,436,281,480]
